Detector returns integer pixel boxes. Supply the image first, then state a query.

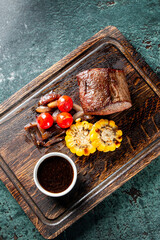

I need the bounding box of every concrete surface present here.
[0,0,160,239]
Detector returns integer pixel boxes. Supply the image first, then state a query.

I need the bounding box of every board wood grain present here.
[0,26,160,239]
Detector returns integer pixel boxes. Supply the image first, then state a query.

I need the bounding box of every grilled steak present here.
[77,68,132,115]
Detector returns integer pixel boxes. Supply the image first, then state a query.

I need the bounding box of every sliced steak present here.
[77,68,111,113]
[77,68,132,115]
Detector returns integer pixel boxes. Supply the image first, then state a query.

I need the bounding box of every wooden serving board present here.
[0,26,160,239]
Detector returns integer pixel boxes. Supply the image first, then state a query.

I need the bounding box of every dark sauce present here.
[37,156,74,193]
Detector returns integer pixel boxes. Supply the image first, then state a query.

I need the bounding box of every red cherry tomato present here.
[57,112,73,129]
[37,113,54,129]
[57,95,73,112]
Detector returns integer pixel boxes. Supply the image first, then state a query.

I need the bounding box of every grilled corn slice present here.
[65,120,96,156]
[90,119,122,152]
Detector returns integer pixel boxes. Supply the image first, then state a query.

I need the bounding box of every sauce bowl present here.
[33,152,77,197]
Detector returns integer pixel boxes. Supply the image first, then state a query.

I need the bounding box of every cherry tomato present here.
[57,112,73,129]
[37,113,54,129]
[57,95,73,112]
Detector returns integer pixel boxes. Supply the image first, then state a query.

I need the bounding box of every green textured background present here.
[0,0,160,239]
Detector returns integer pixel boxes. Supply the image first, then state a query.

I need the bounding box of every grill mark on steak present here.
[85,80,88,94]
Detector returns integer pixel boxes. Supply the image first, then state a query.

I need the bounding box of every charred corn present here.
[90,119,122,152]
[65,120,96,156]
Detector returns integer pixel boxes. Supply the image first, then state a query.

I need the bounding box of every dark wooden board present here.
[0,26,160,239]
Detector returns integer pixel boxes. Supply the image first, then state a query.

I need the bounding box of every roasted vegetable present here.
[36,106,52,113]
[57,95,73,112]
[65,120,96,156]
[90,119,122,152]
[38,91,60,106]
[37,113,54,129]
[57,112,73,129]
